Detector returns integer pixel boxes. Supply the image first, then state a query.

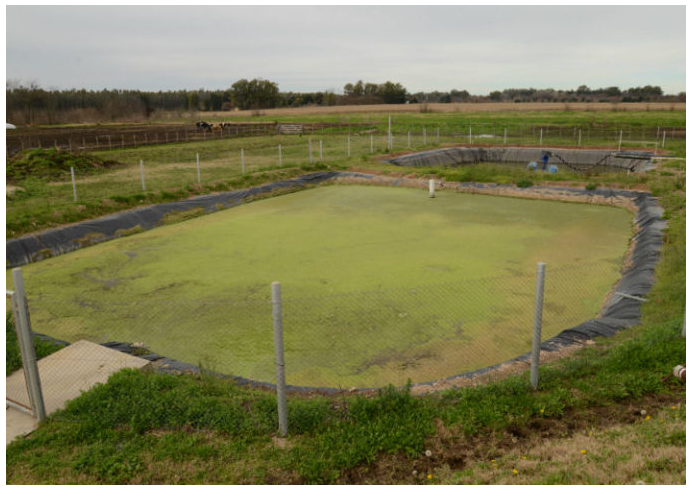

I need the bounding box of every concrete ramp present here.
[6,340,150,445]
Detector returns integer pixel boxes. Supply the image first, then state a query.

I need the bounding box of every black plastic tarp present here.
[11,172,665,392]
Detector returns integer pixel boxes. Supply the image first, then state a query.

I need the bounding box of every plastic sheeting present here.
[11,172,665,393]
[388,146,654,172]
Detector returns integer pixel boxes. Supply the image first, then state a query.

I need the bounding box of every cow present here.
[196,121,212,132]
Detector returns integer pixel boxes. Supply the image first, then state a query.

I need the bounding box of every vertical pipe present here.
[530,262,546,390]
[70,167,77,202]
[140,159,146,191]
[271,281,288,437]
[196,153,201,183]
[12,268,47,422]
[429,179,435,198]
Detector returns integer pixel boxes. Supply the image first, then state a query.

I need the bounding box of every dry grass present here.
[434,404,686,485]
[210,102,686,118]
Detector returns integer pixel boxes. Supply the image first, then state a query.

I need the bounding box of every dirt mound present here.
[7,148,123,183]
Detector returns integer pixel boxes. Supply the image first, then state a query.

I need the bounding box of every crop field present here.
[7,184,632,388]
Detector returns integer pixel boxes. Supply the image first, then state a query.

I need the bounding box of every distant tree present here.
[489,90,502,101]
[230,78,280,110]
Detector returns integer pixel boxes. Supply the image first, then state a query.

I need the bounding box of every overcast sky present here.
[5,5,687,95]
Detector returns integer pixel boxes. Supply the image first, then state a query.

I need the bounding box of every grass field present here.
[8,184,632,388]
[5,106,685,484]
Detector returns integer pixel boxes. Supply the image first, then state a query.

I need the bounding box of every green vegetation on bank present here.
[5,109,686,484]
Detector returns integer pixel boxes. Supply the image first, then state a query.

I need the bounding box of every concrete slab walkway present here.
[6,340,150,445]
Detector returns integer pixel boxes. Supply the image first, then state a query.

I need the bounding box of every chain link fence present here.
[7,258,626,423]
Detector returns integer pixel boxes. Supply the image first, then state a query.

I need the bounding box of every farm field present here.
[7,185,632,388]
[5,106,685,485]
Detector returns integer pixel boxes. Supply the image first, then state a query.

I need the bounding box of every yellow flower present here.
[540,408,545,414]
[645,415,651,421]
[580,449,587,454]
[513,469,519,475]
[671,405,677,410]
[427,474,432,480]
[522,456,527,460]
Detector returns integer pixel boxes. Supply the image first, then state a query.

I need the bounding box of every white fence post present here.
[662,131,667,148]
[504,128,507,145]
[320,140,323,159]
[279,144,282,167]
[370,134,374,153]
[70,166,77,202]
[423,126,427,145]
[469,125,472,144]
[196,153,201,184]
[271,281,288,437]
[530,262,546,390]
[618,129,623,151]
[388,116,392,150]
[140,159,146,191]
[347,135,351,157]
[241,148,245,173]
[429,179,435,198]
[407,131,411,148]
[309,138,313,164]
[578,129,582,147]
[11,268,47,422]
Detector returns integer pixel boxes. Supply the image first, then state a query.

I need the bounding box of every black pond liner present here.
[10,171,665,394]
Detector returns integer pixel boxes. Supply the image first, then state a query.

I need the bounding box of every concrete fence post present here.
[70,166,77,202]
[407,131,411,148]
[309,138,313,164]
[504,128,507,145]
[271,281,288,437]
[241,149,245,173]
[279,144,282,167]
[618,130,623,152]
[319,140,323,160]
[662,131,667,148]
[469,125,472,144]
[423,126,427,146]
[429,179,435,198]
[12,268,47,422]
[196,153,201,184]
[530,262,546,390]
[140,159,146,191]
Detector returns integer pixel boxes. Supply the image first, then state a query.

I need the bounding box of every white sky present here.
[4,4,687,95]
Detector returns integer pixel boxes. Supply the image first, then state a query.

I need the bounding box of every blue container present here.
[527,161,537,171]
[548,165,558,173]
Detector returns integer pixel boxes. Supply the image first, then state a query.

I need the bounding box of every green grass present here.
[6,314,63,375]
[6,109,685,239]
[5,108,685,484]
[6,185,632,388]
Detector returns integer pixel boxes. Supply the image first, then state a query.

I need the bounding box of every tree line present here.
[6,78,685,125]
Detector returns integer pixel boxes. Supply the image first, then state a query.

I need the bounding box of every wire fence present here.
[7,258,625,423]
[7,122,682,220]
[6,122,685,156]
